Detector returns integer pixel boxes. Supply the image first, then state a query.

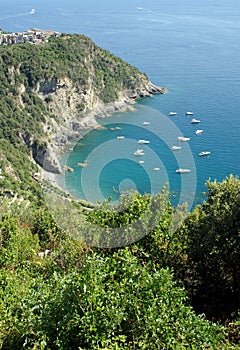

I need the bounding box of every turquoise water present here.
[62,108,197,206]
[2,0,240,207]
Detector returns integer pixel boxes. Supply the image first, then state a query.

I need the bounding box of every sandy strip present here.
[42,169,67,193]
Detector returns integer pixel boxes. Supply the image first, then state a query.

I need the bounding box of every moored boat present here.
[186,111,194,115]
[191,118,200,124]
[176,168,191,173]
[77,162,88,168]
[134,149,145,156]
[199,151,211,156]
[169,112,177,116]
[137,139,150,144]
[171,145,182,150]
[195,129,203,135]
[178,136,190,142]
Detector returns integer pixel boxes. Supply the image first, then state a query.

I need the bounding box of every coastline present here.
[42,169,64,192]
[41,99,139,193]
[42,84,166,192]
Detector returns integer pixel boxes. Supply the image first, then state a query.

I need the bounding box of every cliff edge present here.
[0,31,166,187]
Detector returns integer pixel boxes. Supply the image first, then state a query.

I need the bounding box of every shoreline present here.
[42,169,63,192]
[41,102,137,194]
[42,85,167,192]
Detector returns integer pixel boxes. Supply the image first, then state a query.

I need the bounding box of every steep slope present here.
[0,32,165,198]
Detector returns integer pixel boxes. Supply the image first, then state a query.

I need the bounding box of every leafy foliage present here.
[0,182,240,349]
[181,175,240,320]
[0,31,239,349]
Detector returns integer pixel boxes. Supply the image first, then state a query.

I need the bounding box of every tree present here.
[183,175,240,320]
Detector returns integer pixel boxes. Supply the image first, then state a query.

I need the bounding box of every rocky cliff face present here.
[34,77,166,174]
[0,33,166,176]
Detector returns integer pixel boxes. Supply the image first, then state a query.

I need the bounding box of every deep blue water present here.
[2,0,240,208]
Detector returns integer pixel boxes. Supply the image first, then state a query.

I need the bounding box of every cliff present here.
[0,32,166,191]
[35,76,165,174]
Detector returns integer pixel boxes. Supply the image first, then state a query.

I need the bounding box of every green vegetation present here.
[0,31,239,349]
[0,33,150,199]
[181,175,240,320]
[0,176,240,349]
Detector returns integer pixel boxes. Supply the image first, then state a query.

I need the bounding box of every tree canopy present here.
[0,177,240,349]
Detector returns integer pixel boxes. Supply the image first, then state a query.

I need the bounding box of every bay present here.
[2,0,240,207]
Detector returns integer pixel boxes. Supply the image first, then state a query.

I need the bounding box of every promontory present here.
[0,30,166,197]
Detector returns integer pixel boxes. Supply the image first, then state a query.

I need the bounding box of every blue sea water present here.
[2,0,240,208]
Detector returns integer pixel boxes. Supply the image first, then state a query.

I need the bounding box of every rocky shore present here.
[0,31,167,196]
[39,80,166,178]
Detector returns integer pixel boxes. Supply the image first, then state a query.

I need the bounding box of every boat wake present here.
[137,6,154,13]
[0,9,36,21]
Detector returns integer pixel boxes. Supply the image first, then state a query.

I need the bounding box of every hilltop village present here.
[0,28,60,45]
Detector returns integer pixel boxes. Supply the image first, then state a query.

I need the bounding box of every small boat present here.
[195,129,203,135]
[153,167,160,171]
[143,121,150,125]
[176,168,191,173]
[186,111,194,115]
[134,149,145,156]
[116,136,125,139]
[199,151,211,156]
[178,136,190,142]
[191,119,200,124]
[109,126,122,131]
[169,112,177,116]
[171,145,182,151]
[139,160,145,164]
[137,139,150,144]
[77,162,88,168]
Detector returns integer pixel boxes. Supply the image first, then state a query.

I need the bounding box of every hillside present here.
[0,31,165,199]
[0,30,240,350]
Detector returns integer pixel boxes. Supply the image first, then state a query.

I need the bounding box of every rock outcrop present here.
[34,77,165,174]
[0,32,166,176]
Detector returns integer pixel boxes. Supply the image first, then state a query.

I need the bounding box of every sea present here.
[2,0,240,209]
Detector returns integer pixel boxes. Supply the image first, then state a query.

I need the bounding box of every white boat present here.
[191,119,200,124]
[77,162,88,168]
[139,160,145,164]
[143,121,150,125]
[109,126,122,131]
[195,129,203,135]
[134,149,145,156]
[178,136,190,142]
[169,112,177,116]
[171,145,182,150]
[186,111,194,115]
[199,151,211,156]
[153,167,160,171]
[176,168,191,173]
[116,136,125,139]
[137,139,150,144]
